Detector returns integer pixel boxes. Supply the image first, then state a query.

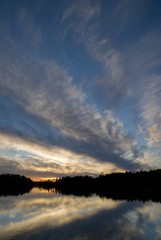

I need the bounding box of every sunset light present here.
[0,0,161,179]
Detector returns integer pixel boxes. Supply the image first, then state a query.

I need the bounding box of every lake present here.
[0,188,161,240]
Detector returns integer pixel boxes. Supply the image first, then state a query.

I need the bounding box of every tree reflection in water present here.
[0,188,161,239]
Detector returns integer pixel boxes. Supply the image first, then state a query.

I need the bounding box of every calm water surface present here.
[0,188,161,240]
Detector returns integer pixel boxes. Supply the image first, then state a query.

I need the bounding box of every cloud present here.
[2,0,158,177]
[17,7,42,46]
[124,30,161,79]
[0,42,142,174]
[61,0,100,39]
[138,75,161,148]
[86,38,128,105]
[0,133,122,178]
[0,155,63,179]
[61,0,161,114]
[0,192,147,240]
[113,0,149,31]
[0,192,123,240]
[61,0,129,106]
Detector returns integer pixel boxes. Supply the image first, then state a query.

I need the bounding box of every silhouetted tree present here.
[0,174,33,196]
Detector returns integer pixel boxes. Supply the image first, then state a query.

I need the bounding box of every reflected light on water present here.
[0,188,122,239]
[1,188,161,240]
[31,187,58,194]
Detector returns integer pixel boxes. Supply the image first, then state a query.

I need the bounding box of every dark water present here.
[0,188,161,240]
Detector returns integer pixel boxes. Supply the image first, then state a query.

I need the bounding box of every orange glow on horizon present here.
[32,177,60,182]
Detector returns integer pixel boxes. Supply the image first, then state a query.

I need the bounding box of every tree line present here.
[0,174,33,196]
[38,169,161,202]
[1,170,161,202]
[54,169,161,192]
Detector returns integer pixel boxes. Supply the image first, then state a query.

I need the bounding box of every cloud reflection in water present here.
[0,188,161,239]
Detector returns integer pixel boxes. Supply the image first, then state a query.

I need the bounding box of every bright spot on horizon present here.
[0,0,161,179]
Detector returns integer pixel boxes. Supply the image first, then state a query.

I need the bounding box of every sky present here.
[0,0,161,180]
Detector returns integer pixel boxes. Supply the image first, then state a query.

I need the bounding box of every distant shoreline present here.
[1,170,161,203]
[0,174,33,196]
[35,169,161,203]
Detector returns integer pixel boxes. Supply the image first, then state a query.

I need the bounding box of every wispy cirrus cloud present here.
[61,0,100,39]
[17,7,43,46]
[1,0,161,179]
[62,0,161,170]
[61,0,129,105]
[0,133,120,178]
[126,30,161,149]
[0,38,142,174]
[138,75,161,148]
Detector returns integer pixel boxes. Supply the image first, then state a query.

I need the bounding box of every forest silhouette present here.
[0,174,33,196]
[1,170,161,202]
[37,169,161,202]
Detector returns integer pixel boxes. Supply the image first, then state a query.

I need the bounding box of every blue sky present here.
[0,0,161,180]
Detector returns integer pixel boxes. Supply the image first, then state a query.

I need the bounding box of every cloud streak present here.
[0,0,161,178]
[0,45,142,175]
